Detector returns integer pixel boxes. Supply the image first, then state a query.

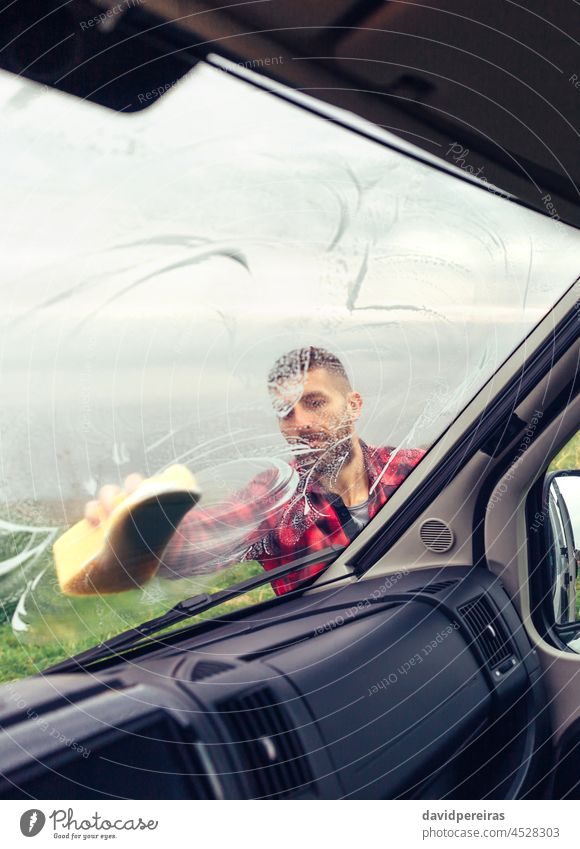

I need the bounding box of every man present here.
[86,347,425,595]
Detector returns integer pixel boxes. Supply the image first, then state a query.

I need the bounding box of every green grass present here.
[548,430,580,471]
[0,560,274,685]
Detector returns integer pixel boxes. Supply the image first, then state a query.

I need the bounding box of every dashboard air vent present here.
[219,688,314,799]
[458,595,513,669]
[419,519,454,553]
[410,579,459,596]
[191,660,234,681]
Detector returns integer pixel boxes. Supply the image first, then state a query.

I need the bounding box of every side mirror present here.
[543,470,580,625]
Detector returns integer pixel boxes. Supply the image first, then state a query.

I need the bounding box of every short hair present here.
[267,346,352,394]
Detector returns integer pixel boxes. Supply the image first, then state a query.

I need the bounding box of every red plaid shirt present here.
[160,442,425,596]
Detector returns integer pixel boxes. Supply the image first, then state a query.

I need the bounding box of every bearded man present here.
[86,347,425,595]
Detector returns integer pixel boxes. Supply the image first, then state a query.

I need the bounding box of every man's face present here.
[271,368,362,480]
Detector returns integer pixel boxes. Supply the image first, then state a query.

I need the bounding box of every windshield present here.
[1,61,579,680]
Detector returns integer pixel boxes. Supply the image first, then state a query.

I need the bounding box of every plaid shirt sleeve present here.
[157,470,284,579]
[159,445,427,590]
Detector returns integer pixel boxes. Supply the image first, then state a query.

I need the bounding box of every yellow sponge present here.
[53,465,201,595]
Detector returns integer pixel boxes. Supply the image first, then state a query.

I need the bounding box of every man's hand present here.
[84,473,144,527]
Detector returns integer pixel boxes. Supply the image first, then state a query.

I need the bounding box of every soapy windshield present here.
[0,60,579,680]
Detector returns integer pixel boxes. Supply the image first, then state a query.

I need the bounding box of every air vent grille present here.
[419,519,454,553]
[191,660,234,681]
[410,579,459,596]
[219,688,314,799]
[180,738,218,800]
[458,596,512,669]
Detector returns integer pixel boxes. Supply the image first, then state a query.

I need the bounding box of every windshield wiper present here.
[47,544,346,672]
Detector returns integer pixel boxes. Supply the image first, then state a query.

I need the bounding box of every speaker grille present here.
[419,519,454,553]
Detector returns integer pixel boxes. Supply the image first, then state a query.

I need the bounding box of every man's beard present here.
[292,427,355,484]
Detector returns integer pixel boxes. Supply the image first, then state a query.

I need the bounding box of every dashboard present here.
[0,566,549,799]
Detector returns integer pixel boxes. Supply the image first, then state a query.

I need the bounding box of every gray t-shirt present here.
[348,498,370,530]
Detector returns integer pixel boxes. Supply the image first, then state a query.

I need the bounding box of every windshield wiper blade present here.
[47,544,346,672]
